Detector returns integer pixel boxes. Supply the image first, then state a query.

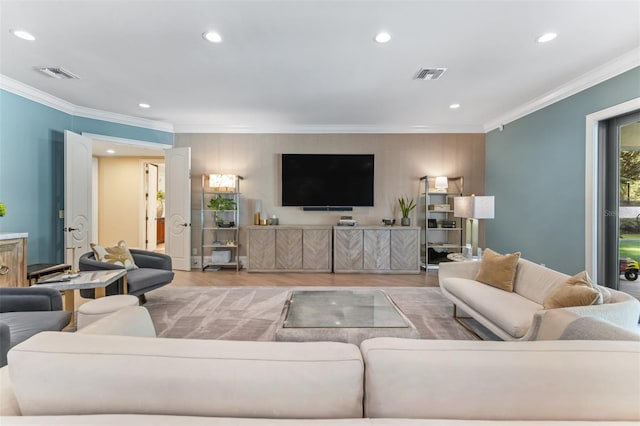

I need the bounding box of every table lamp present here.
[453,195,494,258]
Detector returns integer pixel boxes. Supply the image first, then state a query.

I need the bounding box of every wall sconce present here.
[434,176,449,192]
[209,174,236,192]
[454,195,495,258]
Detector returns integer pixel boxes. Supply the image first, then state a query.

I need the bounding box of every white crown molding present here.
[483,47,640,133]
[172,123,485,134]
[0,75,174,134]
[81,133,172,150]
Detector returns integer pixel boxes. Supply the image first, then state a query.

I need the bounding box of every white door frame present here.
[584,97,640,279]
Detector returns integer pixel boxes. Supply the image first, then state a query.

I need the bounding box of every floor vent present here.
[36,66,80,79]
[414,68,447,80]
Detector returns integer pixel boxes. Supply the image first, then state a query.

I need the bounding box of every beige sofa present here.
[439,258,640,340]
[1,306,639,424]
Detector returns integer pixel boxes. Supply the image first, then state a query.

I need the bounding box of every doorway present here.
[596,110,640,297]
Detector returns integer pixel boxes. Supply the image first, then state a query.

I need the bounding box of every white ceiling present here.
[1,0,639,134]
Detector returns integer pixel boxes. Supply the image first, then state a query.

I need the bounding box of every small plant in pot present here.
[207,196,237,227]
[398,196,416,226]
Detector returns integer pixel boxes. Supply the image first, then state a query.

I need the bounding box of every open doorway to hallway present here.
[91,138,166,254]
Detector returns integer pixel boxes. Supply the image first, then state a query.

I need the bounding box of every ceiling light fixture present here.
[10,29,35,41]
[139,103,151,109]
[374,32,391,43]
[106,149,116,155]
[449,103,461,109]
[537,32,557,43]
[203,31,222,43]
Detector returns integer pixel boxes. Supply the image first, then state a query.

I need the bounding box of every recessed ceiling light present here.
[10,29,35,41]
[449,103,461,109]
[203,31,222,43]
[106,149,116,155]
[374,32,391,44]
[139,103,150,109]
[537,32,557,43]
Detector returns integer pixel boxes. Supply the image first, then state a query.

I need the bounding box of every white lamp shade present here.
[209,174,236,190]
[434,176,448,190]
[454,196,495,219]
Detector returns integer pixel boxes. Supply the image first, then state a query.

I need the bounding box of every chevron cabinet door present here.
[247,228,276,271]
[276,229,303,269]
[390,228,420,271]
[334,228,363,271]
[303,229,331,270]
[364,229,391,270]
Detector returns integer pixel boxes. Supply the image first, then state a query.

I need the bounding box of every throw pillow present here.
[474,248,521,292]
[90,240,138,270]
[543,270,603,309]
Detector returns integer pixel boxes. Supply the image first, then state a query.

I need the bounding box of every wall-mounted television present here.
[281,154,374,208]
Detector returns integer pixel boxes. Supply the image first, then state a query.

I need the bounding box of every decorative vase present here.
[401,217,410,226]
[156,202,164,218]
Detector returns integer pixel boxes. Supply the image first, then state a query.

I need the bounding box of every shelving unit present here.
[418,176,464,270]
[200,174,244,271]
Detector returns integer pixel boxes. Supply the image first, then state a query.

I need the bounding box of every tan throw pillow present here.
[91,240,138,270]
[543,270,603,309]
[476,248,520,292]
[474,248,521,292]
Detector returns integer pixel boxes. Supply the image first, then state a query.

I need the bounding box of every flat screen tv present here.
[281,154,374,208]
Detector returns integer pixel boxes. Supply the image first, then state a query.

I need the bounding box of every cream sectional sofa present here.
[1,306,639,424]
[439,258,640,340]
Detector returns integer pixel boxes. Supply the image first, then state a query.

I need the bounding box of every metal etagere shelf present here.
[200,174,244,271]
[419,176,464,270]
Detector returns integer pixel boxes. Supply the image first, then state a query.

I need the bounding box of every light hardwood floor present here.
[172,269,440,287]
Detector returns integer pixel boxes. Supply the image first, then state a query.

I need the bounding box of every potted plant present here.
[398,196,416,226]
[0,202,5,217]
[208,196,237,226]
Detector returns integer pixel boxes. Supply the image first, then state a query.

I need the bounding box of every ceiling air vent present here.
[414,68,447,80]
[36,66,80,79]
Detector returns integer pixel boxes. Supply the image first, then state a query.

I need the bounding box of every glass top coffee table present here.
[275,289,419,345]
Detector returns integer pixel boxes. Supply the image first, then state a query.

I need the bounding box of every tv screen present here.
[281,154,374,207]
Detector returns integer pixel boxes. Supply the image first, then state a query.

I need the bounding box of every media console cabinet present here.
[246,225,420,274]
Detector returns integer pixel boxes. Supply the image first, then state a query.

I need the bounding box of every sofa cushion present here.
[443,278,541,338]
[0,311,71,347]
[474,248,520,292]
[126,269,175,294]
[360,337,640,422]
[543,271,603,309]
[91,241,138,270]
[8,332,364,419]
[512,259,570,304]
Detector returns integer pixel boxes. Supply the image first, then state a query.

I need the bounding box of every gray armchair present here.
[0,287,71,367]
[79,249,174,303]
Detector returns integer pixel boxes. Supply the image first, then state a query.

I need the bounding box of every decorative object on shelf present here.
[434,176,449,192]
[0,202,5,217]
[156,190,165,218]
[427,219,437,228]
[398,196,416,226]
[454,195,495,259]
[267,215,279,225]
[253,199,262,225]
[382,219,396,226]
[209,174,236,192]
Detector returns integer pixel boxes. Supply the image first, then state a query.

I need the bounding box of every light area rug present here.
[144,285,482,341]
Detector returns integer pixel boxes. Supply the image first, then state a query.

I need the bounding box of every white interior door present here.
[165,147,191,270]
[64,130,92,270]
[145,163,158,252]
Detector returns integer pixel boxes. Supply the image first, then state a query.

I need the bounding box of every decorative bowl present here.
[382,219,396,226]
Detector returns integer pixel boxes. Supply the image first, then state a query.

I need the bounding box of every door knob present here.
[64,227,78,232]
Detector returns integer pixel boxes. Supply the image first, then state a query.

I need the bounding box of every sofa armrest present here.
[0,287,64,313]
[130,249,172,271]
[0,366,20,416]
[438,260,480,283]
[77,306,156,337]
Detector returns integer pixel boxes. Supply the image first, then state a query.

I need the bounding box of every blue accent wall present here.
[485,67,640,275]
[0,89,173,264]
